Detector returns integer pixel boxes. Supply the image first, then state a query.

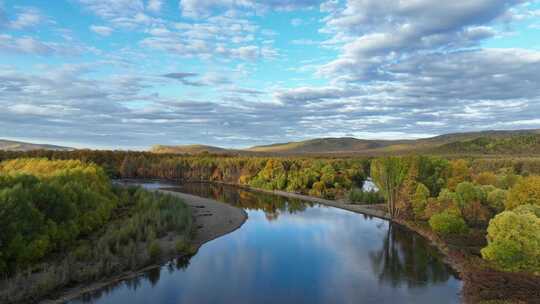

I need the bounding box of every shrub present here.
[412,183,430,218]
[175,240,188,253]
[348,188,384,205]
[429,211,468,235]
[148,241,161,261]
[481,210,540,273]
[505,176,540,210]
[309,181,326,197]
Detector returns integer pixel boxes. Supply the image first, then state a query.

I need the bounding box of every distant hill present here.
[247,137,408,153]
[432,134,540,155]
[0,139,72,151]
[150,144,237,155]
[152,129,540,156]
[247,129,540,155]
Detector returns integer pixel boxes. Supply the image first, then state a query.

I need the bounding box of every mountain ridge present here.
[150,129,540,156]
[0,139,73,152]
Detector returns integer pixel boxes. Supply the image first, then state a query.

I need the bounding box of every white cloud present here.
[318,0,524,81]
[147,0,163,13]
[140,16,277,60]
[8,104,79,117]
[2,0,540,148]
[179,0,320,18]
[0,34,92,56]
[90,25,113,36]
[77,0,160,29]
[291,18,303,26]
[9,7,44,29]
[77,0,145,19]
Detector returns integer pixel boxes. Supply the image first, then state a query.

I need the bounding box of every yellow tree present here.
[447,159,471,191]
[505,176,540,210]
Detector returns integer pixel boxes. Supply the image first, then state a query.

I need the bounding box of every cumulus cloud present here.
[140,16,277,60]
[274,47,540,137]
[319,0,524,81]
[2,0,540,148]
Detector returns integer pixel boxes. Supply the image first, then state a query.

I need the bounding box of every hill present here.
[150,144,236,155]
[247,129,540,155]
[247,137,408,153]
[0,139,72,151]
[151,129,540,156]
[432,134,540,155]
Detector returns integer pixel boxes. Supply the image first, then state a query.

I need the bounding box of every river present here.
[69,181,462,304]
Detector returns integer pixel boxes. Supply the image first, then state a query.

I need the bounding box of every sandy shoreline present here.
[158,190,248,247]
[39,189,247,304]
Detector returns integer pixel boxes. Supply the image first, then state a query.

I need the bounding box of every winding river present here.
[70,182,462,304]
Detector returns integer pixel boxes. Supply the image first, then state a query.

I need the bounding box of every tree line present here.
[369,156,540,274]
[1,150,539,275]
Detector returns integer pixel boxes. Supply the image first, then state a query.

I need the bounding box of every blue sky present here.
[1,0,539,149]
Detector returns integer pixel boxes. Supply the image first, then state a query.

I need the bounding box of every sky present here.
[0,0,539,150]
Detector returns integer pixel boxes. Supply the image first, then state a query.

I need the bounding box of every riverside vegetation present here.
[1,151,540,302]
[0,158,193,303]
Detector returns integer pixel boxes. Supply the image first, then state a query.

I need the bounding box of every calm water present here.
[70,181,462,304]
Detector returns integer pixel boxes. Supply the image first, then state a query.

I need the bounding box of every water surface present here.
[71,181,461,304]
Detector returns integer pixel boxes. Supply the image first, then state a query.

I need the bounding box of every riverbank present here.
[228,183,539,304]
[36,189,247,304]
[157,190,248,247]
[206,181,391,220]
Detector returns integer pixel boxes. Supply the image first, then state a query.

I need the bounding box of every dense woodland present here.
[0,150,539,302]
[368,157,540,274]
[0,158,192,303]
[434,134,540,155]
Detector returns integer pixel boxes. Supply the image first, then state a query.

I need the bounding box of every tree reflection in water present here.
[171,182,311,221]
[369,223,454,288]
[70,181,461,304]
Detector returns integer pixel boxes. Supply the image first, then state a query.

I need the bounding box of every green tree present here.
[412,183,430,219]
[486,189,507,213]
[481,209,540,272]
[371,157,409,218]
[428,211,468,235]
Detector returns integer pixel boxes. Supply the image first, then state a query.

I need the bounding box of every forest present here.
[1,150,539,302]
[0,158,192,303]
